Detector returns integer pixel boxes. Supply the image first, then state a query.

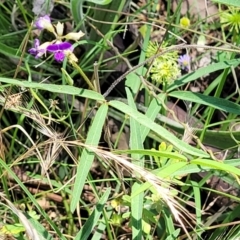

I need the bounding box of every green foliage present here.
[212,0,240,8]
[1,0,240,239]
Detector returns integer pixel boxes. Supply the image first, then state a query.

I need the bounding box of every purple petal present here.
[47,44,59,52]
[178,54,190,71]
[54,52,65,62]
[35,15,51,30]
[34,39,40,48]
[29,48,37,55]
[59,42,72,51]
[47,42,72,52]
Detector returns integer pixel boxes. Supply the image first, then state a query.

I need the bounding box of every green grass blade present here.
[140,94,164,141]
[195,129,240,149]
[113,149,188,162]
[131,182,144,240]
[74,188,111,240]
[190,181,202,231]
[70,103,108,212]
[0,78,104,101]
[163,207,176,239]
[190,159,240,176]
[167,158,240,176]
[125,20,151,94]
[126,88,144,239]
[70,0,83,25]
[91,206,113,240]
[126,88,144,163]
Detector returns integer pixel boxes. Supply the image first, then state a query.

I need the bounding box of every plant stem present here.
[72,61,95,90]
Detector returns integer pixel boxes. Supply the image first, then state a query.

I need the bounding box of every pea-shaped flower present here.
[47,42,73,62]
[35,15,55,33]
[29,39,51,58]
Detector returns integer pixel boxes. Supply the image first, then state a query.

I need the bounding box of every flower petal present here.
[55,22,64,36]
[35,15,51,29]
[34,38,40,48]
[35,15,55,33]
[59,42,72,51]
[178,54,190,70]
[54,52,65,62]
[64,31,85,41]
[47,44,59,52]
[47,42,72,52]
[29,48,37,55]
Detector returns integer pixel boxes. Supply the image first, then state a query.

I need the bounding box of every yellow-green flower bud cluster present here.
[146,41,180,84]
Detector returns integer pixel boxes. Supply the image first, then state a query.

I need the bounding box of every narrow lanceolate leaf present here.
[169,91,240,114]
[109,100,209,158]
[0,78,104,102]
[126,88,144,164]
[126,88,144,240]
[131,182,144,240]
[167,58,240,91]
[70,103,108,212]
[191,159,240,176]
[74,188,111,240]
[140,94,165,141]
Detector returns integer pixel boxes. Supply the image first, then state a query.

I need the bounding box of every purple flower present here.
[35,15,54,33]
[29,39,50,58]
[47,42,73,62]
[178,54,190,71]
[29,39,40,56]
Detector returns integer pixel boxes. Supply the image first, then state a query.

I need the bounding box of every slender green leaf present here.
[0,78,104,101]
[168,159,240,176]
[141,94,164,141]
[169,91,240,114]
[190,159,240,176]
[191,181,202,229]
[131,183,143,240]
[154,162,188,179]
[70,103,108,212]
[163,207,176,239]
[74,188,111,240]
[113,149,188,162]
[126,88,144,163]
[92,206,113,240]
[167,59,240,92]
[126,88,144,239]
[165,228,181,240]
[107,98,240,149]
[195,129,240,149]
